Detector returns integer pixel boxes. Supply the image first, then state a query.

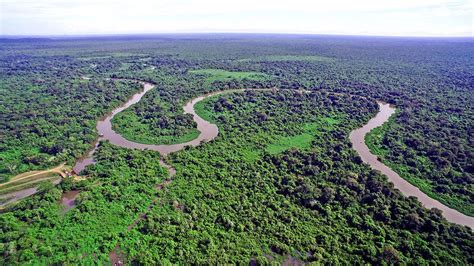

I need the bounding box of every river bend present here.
[350,102,473,228]
[6,80,471,228]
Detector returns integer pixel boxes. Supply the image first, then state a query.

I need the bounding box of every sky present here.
[0,0,473,36]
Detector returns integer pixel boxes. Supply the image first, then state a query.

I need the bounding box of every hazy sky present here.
[1,0,472,36]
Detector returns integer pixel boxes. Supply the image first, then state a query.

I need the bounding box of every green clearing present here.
[119,63,132,70]
[0,176,60,196]
[266,118,340,154]
[266,132,313,154]
[266,123,318,154]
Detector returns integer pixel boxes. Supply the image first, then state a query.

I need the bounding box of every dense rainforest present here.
[0,35,472,264]
[0,56,143,180]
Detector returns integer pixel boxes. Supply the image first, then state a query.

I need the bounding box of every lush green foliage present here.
[366,110,474,216]
[0,142,167,264]
[195,95,342,156]
[3,91,471,264]
[118,91,472,264]
[0,59,142,181]
[189,69,268,86]
[109,66,202,145]
[0,35,473,264]
[111,68,267,145]
[238,55,335,62]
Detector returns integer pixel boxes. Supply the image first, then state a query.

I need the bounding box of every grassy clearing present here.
[193,97,217,123]
[0,175,60,195]
[0,163,65,196]
[119,63,132,71]
[266,126,315,154]
[239,149,260,161]
[1,172,58,188]
[266,121,338,154]
[2,163,65,184]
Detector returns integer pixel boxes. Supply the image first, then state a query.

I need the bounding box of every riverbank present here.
[365,112,473,217]
[349,102,473,228]
[6,80,472,229]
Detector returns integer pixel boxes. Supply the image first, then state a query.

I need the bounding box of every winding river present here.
[4,80,472,230]
[73,84,246,173]
[73,81,473,228]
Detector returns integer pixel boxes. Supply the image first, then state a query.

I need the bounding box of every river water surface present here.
[60,190,80,212]
[0,178,61,208]
[73,85,244,172]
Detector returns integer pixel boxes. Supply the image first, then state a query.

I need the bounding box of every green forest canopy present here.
[0,35,472,264]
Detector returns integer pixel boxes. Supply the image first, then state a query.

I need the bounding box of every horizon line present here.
[1,32,473,39]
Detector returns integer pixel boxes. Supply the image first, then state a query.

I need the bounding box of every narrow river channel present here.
[350,102,473,228]
[73,84,245,173]
[76,81,473,228]
[4,80,472,230]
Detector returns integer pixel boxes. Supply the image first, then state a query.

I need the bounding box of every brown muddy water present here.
[60,190,80,212]
[73,85,244,173]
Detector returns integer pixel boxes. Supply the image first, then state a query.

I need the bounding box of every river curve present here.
[5,80,471,229]
[73,84,246,173]
[75,82,473,228]
[349,102,473,228]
